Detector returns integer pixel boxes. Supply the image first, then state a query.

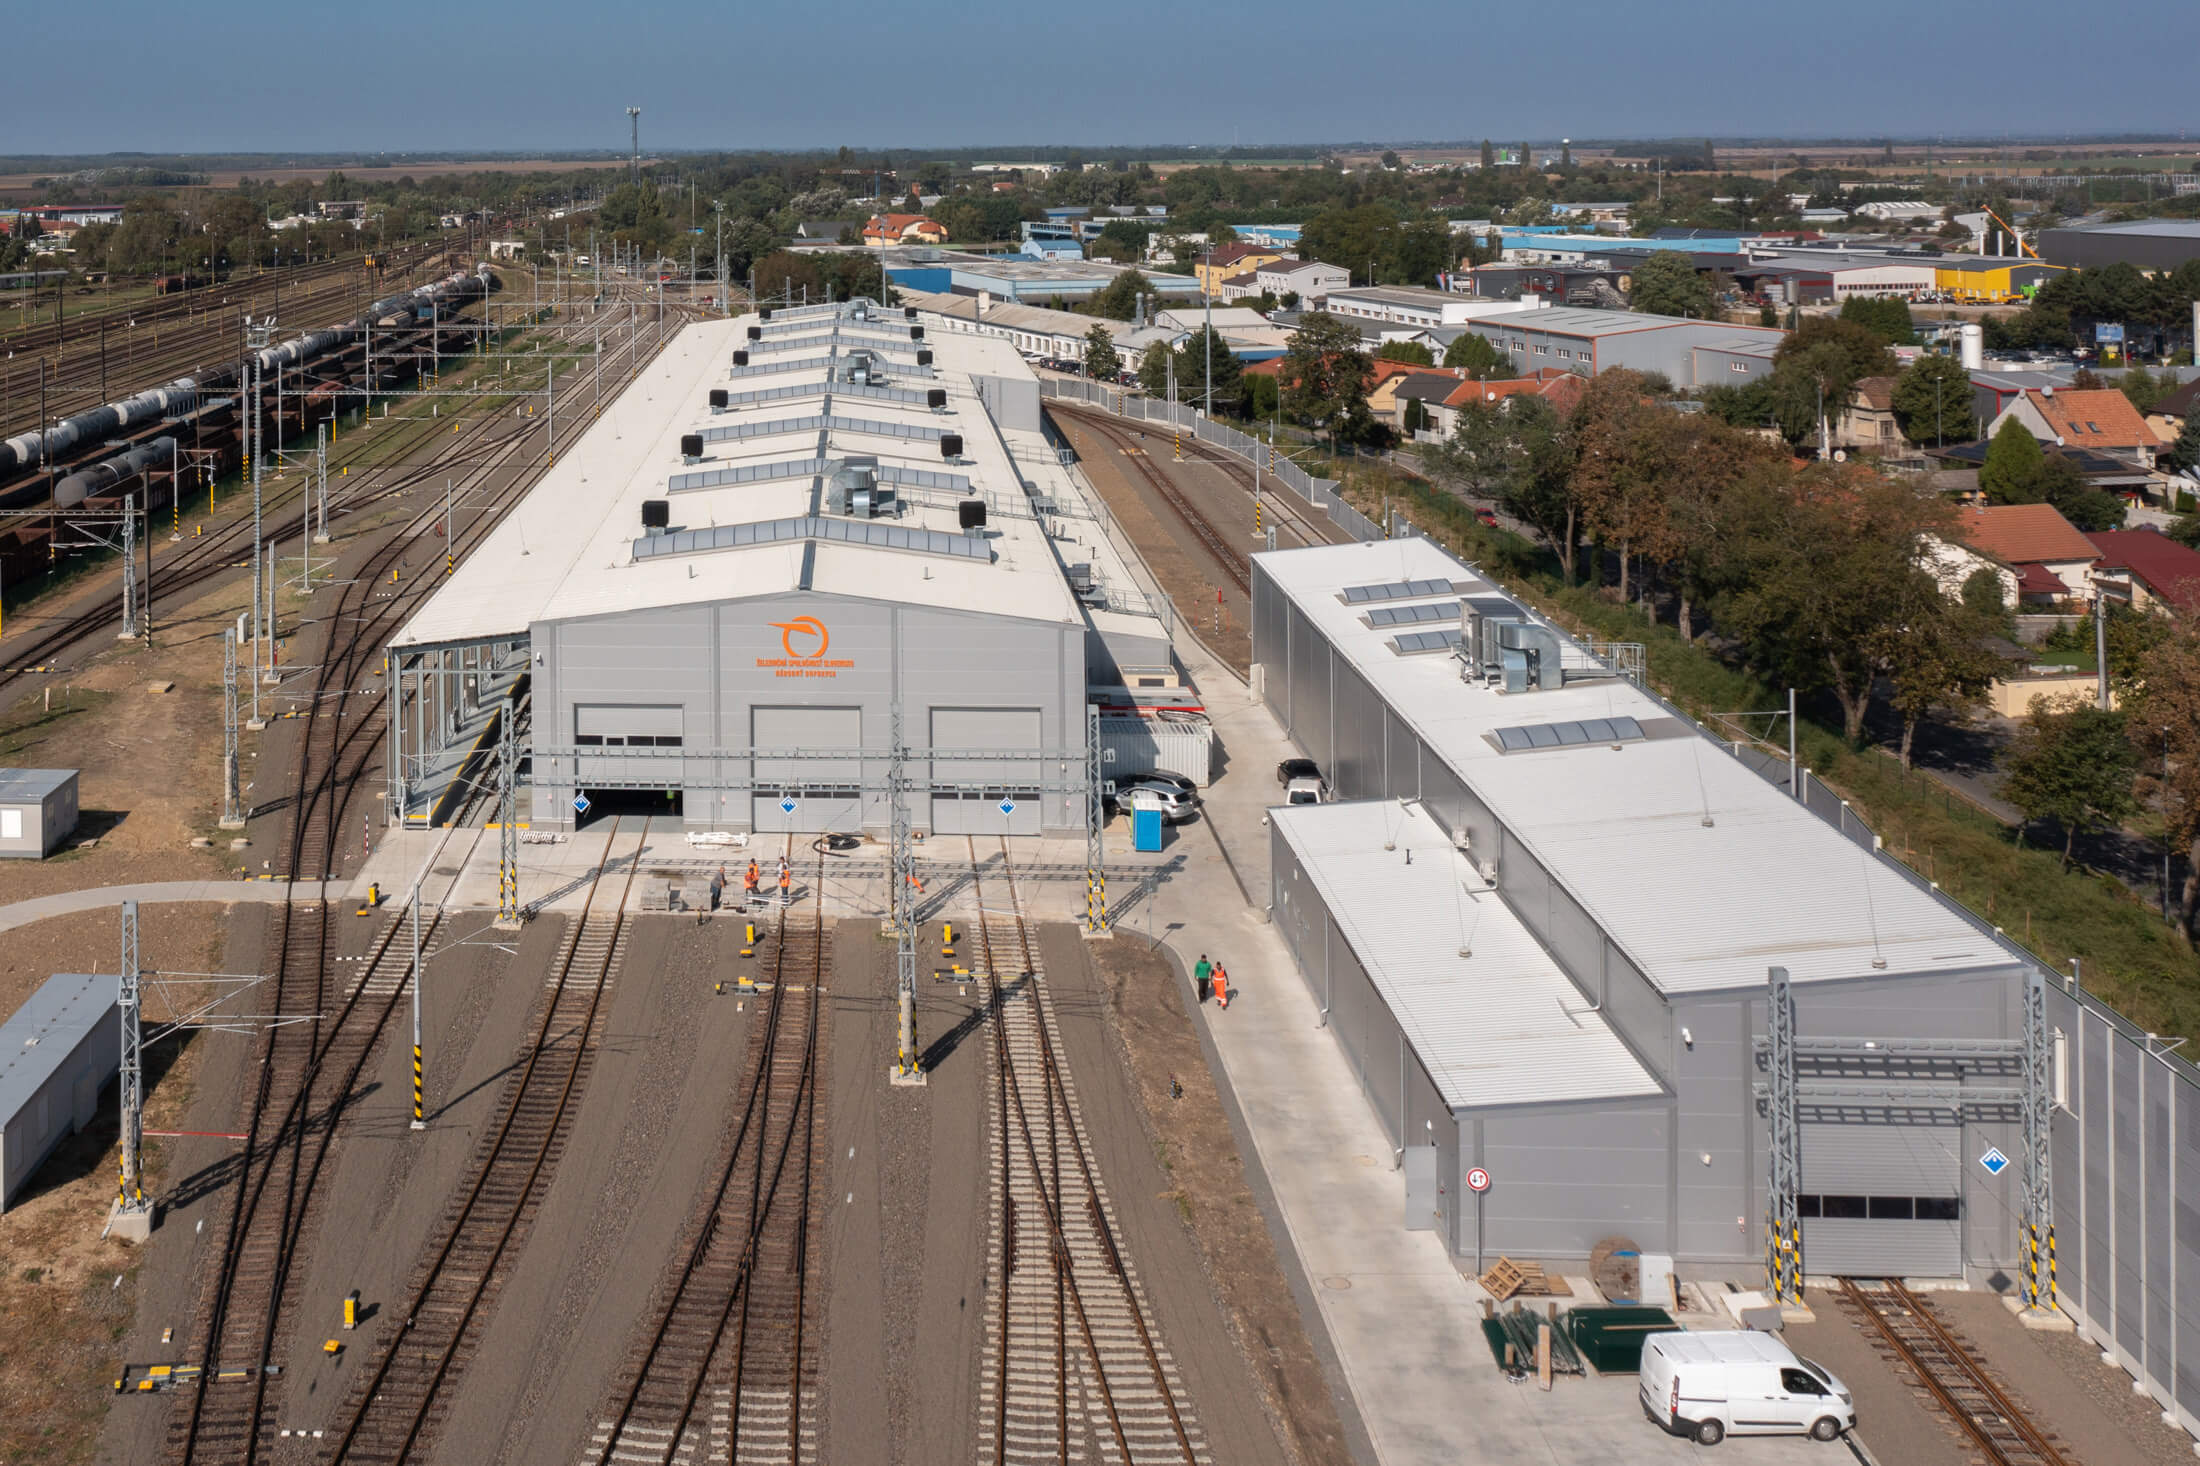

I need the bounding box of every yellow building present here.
[1194,243,1285,296]
[1931,258,2064,303]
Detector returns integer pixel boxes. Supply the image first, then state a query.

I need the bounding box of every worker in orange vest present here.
[778,857,791,899]
[1212,962,1229,1010]
[744,859,760,900]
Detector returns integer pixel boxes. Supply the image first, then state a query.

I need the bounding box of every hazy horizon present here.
[10,0,2198,156]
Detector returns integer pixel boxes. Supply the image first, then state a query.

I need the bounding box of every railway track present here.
[165,307,681,1465]
[1053,406,1252,596]
[969,839,1208,1466]
[0,304,650,695]
[584,841,826,1466]
[327,816,649,1465]
[1836,1278,2073,1466]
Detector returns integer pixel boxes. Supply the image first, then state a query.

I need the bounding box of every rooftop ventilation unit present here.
[732,349,750,367]
[909,324,924,341]
[941,433,964,461]
[1461,615,1563,693]
[915,349,933,367]
[641,498,670,533]
[830,456,888,518]
[926,387,947,410]
[958,499,988,531]
[747,325,763,341]
[679,433,704,464]
[904,305,918,320]
[758,307,773,321]
[708,388,728,413]
[851,300,870,322]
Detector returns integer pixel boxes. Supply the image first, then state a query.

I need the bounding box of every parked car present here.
[1638,1331,1854,1446]
[1283,776,1324,805]
[1103,777,1200,823]
[1473,507,1498,527]
[1276,756,1322,787]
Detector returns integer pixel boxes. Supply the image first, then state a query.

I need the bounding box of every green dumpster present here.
[1561,1306,1677,1374]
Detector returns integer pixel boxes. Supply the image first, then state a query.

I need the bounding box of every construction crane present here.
[1979,204,2042,262]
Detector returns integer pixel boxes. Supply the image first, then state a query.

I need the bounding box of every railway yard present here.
[0,277,2192,1466]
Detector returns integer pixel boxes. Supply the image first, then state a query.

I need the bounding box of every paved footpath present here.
[0,878,317,933]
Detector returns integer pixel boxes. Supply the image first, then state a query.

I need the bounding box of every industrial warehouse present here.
[1252,538,2047,1282]
[388,298,1184,837]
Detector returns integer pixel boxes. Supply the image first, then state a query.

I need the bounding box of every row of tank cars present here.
[0,264,498,584]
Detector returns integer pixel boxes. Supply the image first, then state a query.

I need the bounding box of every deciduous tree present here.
[1088,268,1151,322]
[1082,325,1121,382]
[2000,697,2139,871]
[1979,418,2045,503]
[1442,332,1516,379]
[2128,610,2200,935]
[1890,353,1971,446]
[1279,312,1374,446]
[1627,250,1715,319]
[1376,341,1435,366]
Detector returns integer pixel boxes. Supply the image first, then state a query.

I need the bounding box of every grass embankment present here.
[1326,456,2200,1044]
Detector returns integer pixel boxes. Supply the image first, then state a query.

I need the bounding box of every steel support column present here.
[116,900,147,1216]
[2021,966,2056,1311]
[1766,965,1802,1304]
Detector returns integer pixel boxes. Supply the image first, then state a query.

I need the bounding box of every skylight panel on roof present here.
[668,458,828,494]
[1388,629,1464,655]
[1342,576,1456,605]
[631,515,990,564]
[1490,716,1646,753]
[1365,602,1456,628]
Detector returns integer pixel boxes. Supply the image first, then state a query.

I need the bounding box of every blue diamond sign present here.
[780,796,798,815]
[571,793,591,817]
[1979,1146,2010,1177]
[998,798,1017,817]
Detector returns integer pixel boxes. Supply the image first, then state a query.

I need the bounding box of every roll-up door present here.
[929,707,1042,835]
[752,706,864,833]
[1800,1120,1962,1278]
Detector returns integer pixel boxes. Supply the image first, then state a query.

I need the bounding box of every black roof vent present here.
[958,499,988,530]
[915,348,933,366]
[679,433,704,461]
[909,324,925,341]
[641,499,670,529]
[746,324,763,340]
[941,433,964,460]
[758,306,773,321]
[926,387,947,410]
[732,349,749,366]
[904,305,918,319]
[708,388,728,410]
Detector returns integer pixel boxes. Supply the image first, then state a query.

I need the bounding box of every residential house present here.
[2143,376,2200,455]
[1835,376,1905,453]
[1193,243,1285,297]
[1365,364,1461,428]
[862,214,947,247]
[1424,369,1587,437]
[1943,502,2101,607]
[1387,371,1472,434]
[2084,528,2200,615]
[1988,388,2156,469]
[1255,258,1349,308]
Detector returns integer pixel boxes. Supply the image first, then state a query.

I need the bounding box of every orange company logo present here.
[759,616,855,679]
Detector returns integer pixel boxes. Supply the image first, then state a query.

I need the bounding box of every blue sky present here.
[9,1,2198,155]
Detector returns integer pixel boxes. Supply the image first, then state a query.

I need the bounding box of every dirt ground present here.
[1785,1285,2199,1466]
[0,904,228,1466]
[1067,927,1358,1466]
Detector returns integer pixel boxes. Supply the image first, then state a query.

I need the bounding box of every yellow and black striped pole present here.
[412,1044,424,1127]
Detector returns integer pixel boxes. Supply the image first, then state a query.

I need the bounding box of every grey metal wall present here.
[534,592,1084,834]
[2046,979,2200,1441]
[1254,557,2033,1273]
[1,997,118,1209]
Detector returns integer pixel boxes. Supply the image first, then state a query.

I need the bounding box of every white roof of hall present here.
[1272,799,1660,1109]
[1259,538,2022,996]
[394,304,1082,650]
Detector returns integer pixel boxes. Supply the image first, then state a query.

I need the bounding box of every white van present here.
[1638,1330,1854,1446]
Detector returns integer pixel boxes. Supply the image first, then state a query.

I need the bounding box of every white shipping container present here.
[1099,714,1214,787]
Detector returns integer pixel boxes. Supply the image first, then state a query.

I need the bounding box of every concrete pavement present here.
[0,877,314,933]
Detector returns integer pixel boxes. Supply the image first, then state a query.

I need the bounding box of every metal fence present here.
[1727,739,2199,1445]
[1037,377,1388,544]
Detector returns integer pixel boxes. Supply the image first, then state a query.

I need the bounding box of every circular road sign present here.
[1466,1167,1491,1194]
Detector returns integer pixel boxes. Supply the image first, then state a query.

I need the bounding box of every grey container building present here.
[1252,539,2030,1278]
[0,769,78,859]
[1,971,120,1211]
[1460,307,1788,387]
[2040,219,2200,272]
[388,301,1172,836]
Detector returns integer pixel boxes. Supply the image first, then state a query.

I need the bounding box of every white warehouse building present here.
[389,299,1178,837]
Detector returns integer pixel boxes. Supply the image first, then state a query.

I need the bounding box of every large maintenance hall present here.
[387,296,1182,839]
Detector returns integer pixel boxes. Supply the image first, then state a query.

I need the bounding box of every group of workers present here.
[1193,953,1231,1010]
[693,856,794,923]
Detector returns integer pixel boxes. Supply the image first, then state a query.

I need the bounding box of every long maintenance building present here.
[388,298,1177,836]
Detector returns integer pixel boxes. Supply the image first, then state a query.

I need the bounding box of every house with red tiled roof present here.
[862,213,946,247]
[1931,502,2101,608]
[1425,370,1585,436]
[2085,527,2200,615]
[1988,388,2156,469]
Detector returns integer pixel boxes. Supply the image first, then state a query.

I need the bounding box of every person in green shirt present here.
[1193,953,1212,1003]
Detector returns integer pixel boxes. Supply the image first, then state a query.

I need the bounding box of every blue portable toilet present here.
[1131,791,1165,853]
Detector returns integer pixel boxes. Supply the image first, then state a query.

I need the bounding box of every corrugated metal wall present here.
[2048,981,2200,1442]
